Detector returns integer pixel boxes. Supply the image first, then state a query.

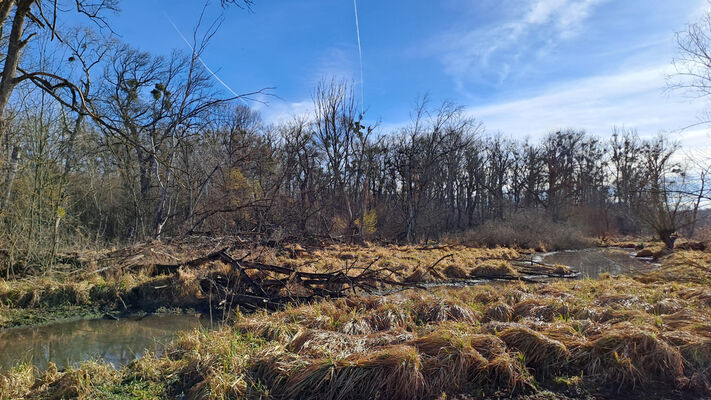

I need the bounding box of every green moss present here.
[0,305,105,328]
[93,379,169,400]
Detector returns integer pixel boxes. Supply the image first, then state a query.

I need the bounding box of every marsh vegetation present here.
[0,0,710,399]
[0,238,709,399]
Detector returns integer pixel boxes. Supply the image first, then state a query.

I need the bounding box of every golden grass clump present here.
[580,326,685,388]
[185,371,248,400]
[288,328,414,358]
[414,300,479,324]
[340,316,374,335]
[282,345,426,400]
[442,264,469,279]
[408,330,488,395]
[512,298,569,322]
[0,362,36,400]
[235,319,299,343]
[653,298,683,315]
[364,304,413,332]
[176,267,204,301]
[469,334,507,359]
[470,260,518,278]
[483,302,514,322]
[404,267,444,283]
[677,287,711,307]
[661,309,711,330]
[539,322,586,347]
[484,352,535,391]
[29,361,117,400]
[498,325,570,373]
[636,250,711,285]
[551,264,571,275]
[662,331,711,370]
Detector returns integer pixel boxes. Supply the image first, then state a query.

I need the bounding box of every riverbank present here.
[0,240,528,329]
[0,239,709,399]
[2,256,710,399]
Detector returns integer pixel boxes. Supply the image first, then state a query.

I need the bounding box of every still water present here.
[0,313,207,371]
[536,247,656,278]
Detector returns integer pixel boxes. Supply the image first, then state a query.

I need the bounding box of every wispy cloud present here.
[464,63,709,149]
[253,98,313,125]
[433,0,607,88]
[311,47,358,86]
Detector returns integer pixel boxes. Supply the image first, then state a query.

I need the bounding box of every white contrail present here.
[353,0,364,116]
[165,14,247,103]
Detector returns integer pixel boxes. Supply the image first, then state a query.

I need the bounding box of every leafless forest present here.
[0,1,709,278]
[2,2,711,399]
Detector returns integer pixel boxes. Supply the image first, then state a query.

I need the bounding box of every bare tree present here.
[0,0,118,141]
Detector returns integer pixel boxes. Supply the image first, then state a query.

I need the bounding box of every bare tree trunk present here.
[1,144,20,211]
[0,1,16,29]
[0,0,32,136]
[359,177,368,240]
[689,171,706,238]
[406,183,416,244]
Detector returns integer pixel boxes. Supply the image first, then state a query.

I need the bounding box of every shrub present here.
[456,210,594,250]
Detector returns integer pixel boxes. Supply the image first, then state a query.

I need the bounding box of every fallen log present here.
[156,249,577,312]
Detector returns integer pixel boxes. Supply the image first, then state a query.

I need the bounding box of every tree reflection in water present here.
[0,314,206,371]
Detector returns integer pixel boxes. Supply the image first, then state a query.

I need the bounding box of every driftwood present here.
[143,249,579,311]
[511,259,581,279]
[173,249,430,309]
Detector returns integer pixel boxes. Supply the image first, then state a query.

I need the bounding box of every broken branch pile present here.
[158,247,576,312]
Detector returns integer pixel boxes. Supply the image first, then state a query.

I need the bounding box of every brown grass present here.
[579,325,685,389]
[498,326,570,373]
[442,264,468,279]
[551,264,571,275]
[483,302,514,322]
[470,260,518,277]
[283,345,426,400]
[2,244,711,398]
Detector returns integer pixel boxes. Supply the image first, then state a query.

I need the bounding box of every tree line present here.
[0,1,709,273]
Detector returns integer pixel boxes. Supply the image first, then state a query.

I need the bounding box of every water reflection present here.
[0,314,206,371]
[537,247,656,278]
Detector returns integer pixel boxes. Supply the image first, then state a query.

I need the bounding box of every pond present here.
[534,247,657,278]
[0,313,208,372]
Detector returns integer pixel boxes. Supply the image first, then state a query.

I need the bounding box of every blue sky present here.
[95,0,709,147]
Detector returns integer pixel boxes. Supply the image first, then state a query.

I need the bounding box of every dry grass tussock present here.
[2,246,711,399]
[636,250,711,285]
[4,250,711,399]
[277,243,521,283]
[470,260,518,277]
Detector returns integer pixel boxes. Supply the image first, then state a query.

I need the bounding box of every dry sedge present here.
[484,302,514,322]
[1,245,711,398]
[470,261,518,277]
[442,264,469,279]
[282,345,425,400]
[580,326,685,388]
[551,264,571,275]
[498,326,570,373]
[408,330,488,394]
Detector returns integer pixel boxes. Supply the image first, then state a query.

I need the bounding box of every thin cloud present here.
[256,99,313,125]
[432,0,607,87]
[464,64,709,148]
